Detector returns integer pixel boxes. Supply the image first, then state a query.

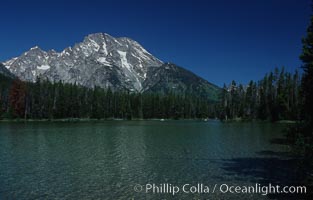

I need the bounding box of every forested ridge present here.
[0,66,301,121]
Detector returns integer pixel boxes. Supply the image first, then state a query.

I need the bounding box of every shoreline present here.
[0,118,296,123]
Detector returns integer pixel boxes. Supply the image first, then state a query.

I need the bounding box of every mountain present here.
[143,63,221,101]
[0,63,15,79]
[2,33,220,101]
[3,33,162,92]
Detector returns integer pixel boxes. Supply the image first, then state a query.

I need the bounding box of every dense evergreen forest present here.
[219,67,301,121]
[0,66,302,121]
[0,75,218,120]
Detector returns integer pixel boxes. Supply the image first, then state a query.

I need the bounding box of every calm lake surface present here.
[0,121,299,199]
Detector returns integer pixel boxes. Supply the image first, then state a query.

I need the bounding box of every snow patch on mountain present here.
[37,65,50,70]
[117,50,131,70]
[97,57,111,66]
[102,42,108,55]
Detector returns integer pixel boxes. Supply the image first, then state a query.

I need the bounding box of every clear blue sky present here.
[0,0,311,86]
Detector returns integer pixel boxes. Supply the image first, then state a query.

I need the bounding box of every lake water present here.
[0,121,302,199]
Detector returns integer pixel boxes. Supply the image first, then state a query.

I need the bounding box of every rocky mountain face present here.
[2,33,220,100]
[0,63,15,78]
[3,33,162,92]
[143,63,221,100]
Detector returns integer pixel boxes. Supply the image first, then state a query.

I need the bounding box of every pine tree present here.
[300,14,313,125]
[9,79,27,118]
[286,6,313,159]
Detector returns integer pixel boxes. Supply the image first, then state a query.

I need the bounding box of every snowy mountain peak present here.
[30,46,40,50]
[3,33,163,92]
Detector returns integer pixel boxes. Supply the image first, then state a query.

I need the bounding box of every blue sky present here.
[0,0,311,86]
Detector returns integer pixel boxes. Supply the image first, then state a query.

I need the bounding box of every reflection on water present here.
[0,121,304,199]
